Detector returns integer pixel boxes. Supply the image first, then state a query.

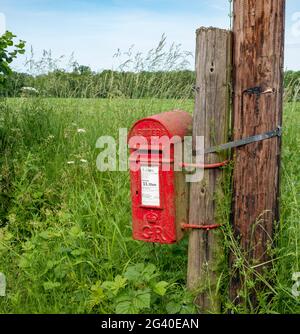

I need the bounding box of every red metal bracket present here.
[179,160,229,170]
[181,223,222,231]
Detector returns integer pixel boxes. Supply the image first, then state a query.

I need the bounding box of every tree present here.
[72,64,92,75]
[0,31,25,85]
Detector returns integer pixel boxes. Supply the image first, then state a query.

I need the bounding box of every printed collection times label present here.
[141,166,160,207]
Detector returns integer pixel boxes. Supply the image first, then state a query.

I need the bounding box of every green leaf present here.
[39,230,61,240]
[39,260,59,276]
[124,263,158,283]
[166,301,181,314]
[114,275,127,290]
[101,275,127,296]
[54,263,70,279]
[153,281,168,296]
[134,289,151,309]
[142,264,158,281]
[18,256,30,268]
[89,281,106,309]
[33,191,43,199]
[115,289,151,314]
[71,248,87,257]
[116,300,138,314]
[43,281,61,291]
[0,31,25,81]
[21,240,35,251]
[69,225,85,238]
[124,264,144,282]
[179,304,196,314]
[91,281,102,292]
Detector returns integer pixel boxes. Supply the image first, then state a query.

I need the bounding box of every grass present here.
[0,97,299,314]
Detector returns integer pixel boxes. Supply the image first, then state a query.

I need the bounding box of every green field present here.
[0,97,299,314]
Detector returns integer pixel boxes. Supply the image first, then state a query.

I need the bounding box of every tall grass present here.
[0,94,299,313]
[0,97,197,313]
[0,36,195,99]
[0,34,299,313]
[216,88,300,314]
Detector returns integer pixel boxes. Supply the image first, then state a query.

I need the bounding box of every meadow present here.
[0,97,299,314]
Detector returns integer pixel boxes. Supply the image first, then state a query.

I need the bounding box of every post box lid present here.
[128,110,192,141]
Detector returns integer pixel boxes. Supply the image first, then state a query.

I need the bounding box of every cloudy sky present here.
[1,0,300,72]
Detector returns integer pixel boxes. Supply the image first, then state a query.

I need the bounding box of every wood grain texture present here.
[230,0,285,304]
[187,27,232,313]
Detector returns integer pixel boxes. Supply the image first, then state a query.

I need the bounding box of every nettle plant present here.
[88,262,196,314]
[89,263,169,314]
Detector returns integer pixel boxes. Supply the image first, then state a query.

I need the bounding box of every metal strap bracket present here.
[181,223,223,231]
[195,126,282,155]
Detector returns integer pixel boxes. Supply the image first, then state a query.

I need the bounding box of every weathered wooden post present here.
[230,0,285,306]
[187,27,232,313]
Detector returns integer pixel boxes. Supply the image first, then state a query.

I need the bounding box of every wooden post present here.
[230,0,285,306]
[187,27,232,313]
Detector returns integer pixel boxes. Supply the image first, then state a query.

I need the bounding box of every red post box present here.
[128,110,192,244]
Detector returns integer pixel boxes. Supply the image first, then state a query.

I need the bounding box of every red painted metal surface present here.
[129,109,192,142]
[128,110,192,244]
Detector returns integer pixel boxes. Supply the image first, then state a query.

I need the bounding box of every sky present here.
[1,0,300,72]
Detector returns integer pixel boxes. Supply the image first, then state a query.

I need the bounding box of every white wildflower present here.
[67,161,75,165]
[77,128,86,133]
[21,87,39,94]
[80,159,88,164]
